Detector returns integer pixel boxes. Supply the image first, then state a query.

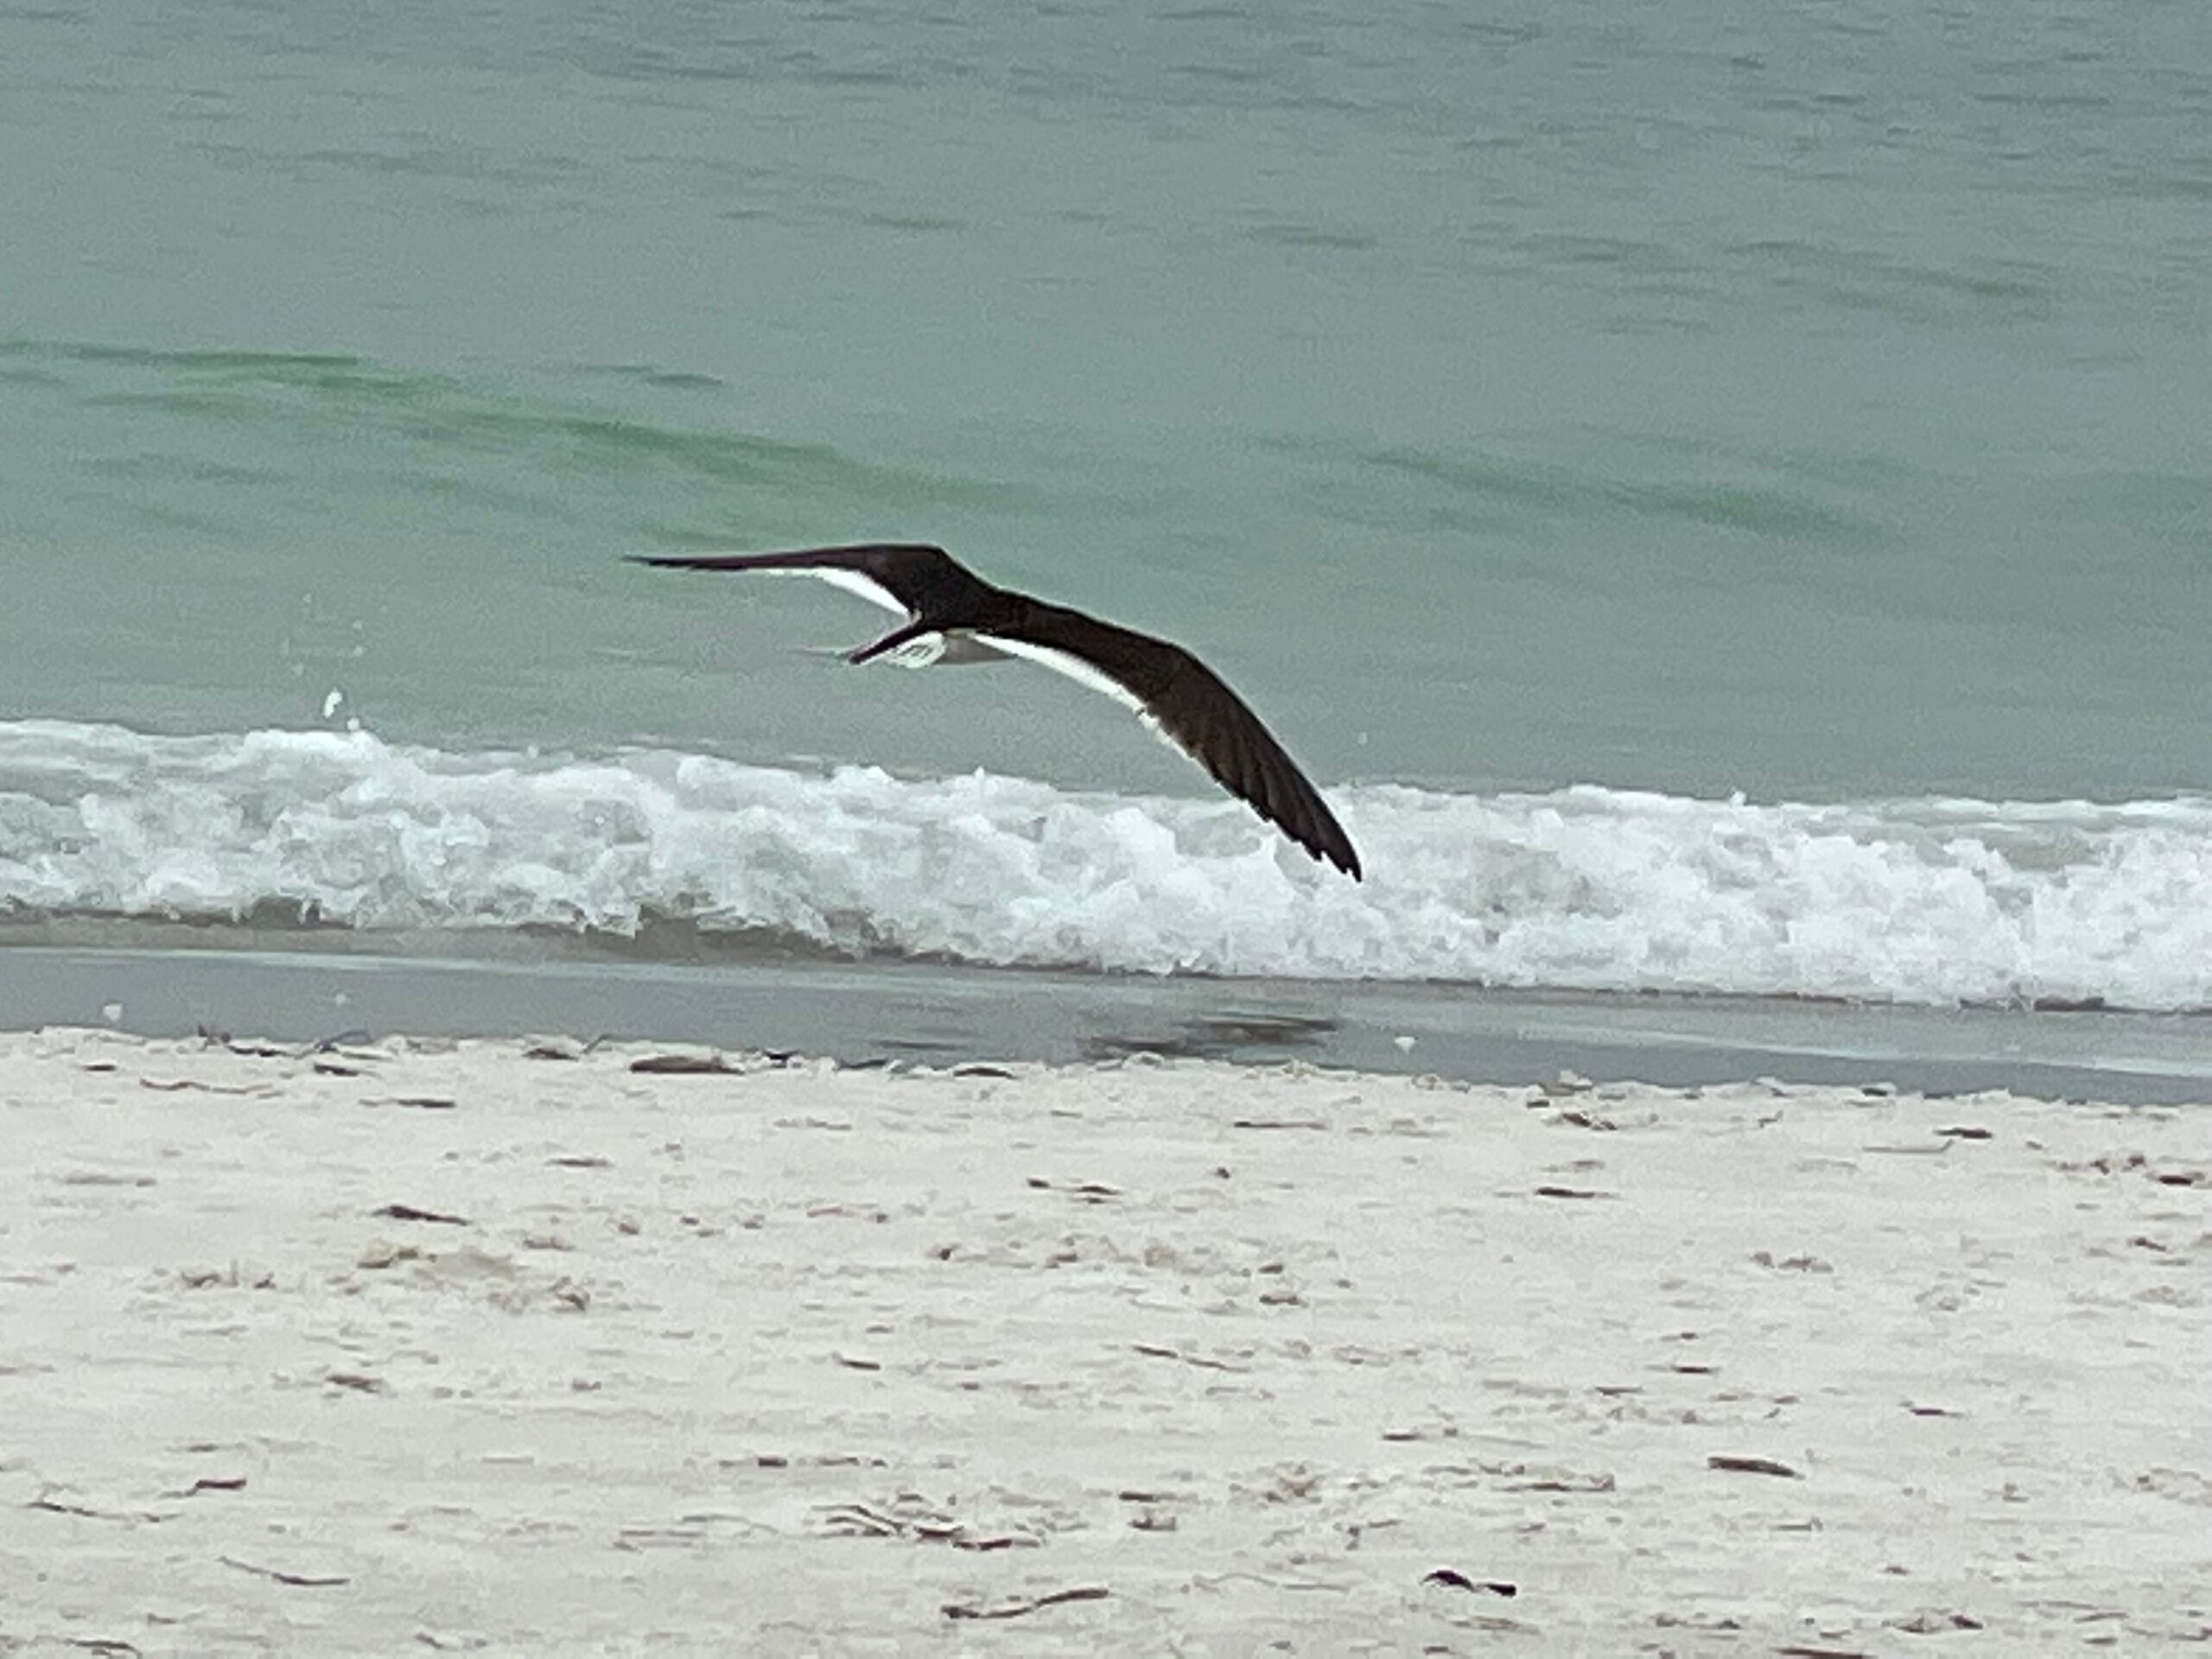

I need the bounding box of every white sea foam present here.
[3,719,2208,1010]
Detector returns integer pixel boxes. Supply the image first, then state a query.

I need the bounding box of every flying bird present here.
[630,543,1362,880]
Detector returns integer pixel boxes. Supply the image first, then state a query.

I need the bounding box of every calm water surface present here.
[2,1,2208,1015]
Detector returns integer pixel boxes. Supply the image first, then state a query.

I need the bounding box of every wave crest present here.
[3,719,2208,1009]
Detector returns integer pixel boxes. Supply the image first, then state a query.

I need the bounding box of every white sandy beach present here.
[2,1027,2206,1655]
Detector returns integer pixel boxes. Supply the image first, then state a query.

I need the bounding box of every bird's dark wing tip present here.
[1306,823,1362,880]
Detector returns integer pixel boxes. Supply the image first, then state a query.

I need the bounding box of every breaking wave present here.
[3,719,2208,1010]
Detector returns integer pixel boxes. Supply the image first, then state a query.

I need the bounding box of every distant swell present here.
[3,719,2209,1011]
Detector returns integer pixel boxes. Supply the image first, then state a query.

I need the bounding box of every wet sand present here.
[10,938,2212,1105]
[3,1028,2206,1653]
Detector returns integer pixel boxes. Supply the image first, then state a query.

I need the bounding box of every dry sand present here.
[2,1027,2206,1655]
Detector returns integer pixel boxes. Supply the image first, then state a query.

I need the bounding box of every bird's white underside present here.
[762,567,1166,740]
[773,565,907,615]
[970,633,1153,723]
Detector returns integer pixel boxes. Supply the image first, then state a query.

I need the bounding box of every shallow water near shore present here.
[4,718,2209,1013]
[7,937,2210,1106]
[3,1,2207,1026]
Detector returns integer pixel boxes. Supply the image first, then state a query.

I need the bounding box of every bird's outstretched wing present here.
[631,544,1363,879]
[627,544,995,620]
[977,608,1363,880]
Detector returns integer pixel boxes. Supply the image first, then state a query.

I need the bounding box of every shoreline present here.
[3,1029,2206,1652]
[6,942,2212,1107]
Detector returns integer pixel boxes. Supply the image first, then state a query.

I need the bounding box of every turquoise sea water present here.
[3,2,2209,1017]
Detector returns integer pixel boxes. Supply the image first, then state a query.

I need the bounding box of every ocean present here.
[3,1,2208,1075]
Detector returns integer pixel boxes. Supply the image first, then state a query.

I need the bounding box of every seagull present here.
[630,543,1362,880]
